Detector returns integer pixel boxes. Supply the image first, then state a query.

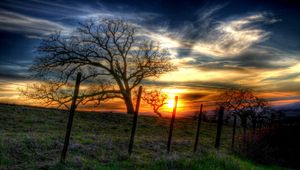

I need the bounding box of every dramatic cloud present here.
[0,10,69,37]
[0,62,29,80]
[180,3,226,41]
[192,13,275,57]
[0,0,299,111]
[264,72,300,81]
[0,0,91,17]
[191,47,298,71]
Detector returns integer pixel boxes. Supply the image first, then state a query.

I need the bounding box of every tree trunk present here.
[154,110,162,117]
[123,91,135,114]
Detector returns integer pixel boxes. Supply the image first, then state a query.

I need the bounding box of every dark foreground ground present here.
[0,104,288,169]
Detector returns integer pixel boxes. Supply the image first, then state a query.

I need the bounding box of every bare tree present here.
[217,87,271,136]
[141,89,168,117]
[24,18,176,113]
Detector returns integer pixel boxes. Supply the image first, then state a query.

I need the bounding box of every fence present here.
[59,72,258,162]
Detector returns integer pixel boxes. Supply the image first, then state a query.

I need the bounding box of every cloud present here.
[172,4,226,58]
[196,4,225,22]
[264,73,300,81]
[192,13,275,57]
[0,62,29,80]
[267,81,300,92]
[0,0,163,41]
[0,0,91,18]
[1,1,297,92]
[0,73,26,80]
[258,62,300,90]
[223,48,293,69]
[143,9,279,61]
[0,10,70,37]
[2,0,163,23]
[181,93,207,101]
[0,1,282,59]
[181,3,226,41]
[186,46,299,72]
[140,27,181,58]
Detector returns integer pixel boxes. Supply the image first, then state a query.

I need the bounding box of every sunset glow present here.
[166,99,175,109]
[161,88,185,111]
[0,0,299,118]
[0,1,299,169]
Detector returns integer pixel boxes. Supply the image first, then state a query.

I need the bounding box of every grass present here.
[0,104,288,169]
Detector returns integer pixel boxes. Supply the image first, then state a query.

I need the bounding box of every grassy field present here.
[0,104,287,169]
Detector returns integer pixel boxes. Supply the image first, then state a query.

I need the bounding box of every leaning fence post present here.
[194,104,203,152]
[61,72,82,162]
[167,96,178,153]
[128,86,143,156]
[231,115,237,151]
[215,106,224,150]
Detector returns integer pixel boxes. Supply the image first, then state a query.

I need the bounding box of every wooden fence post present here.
[61,72,82,162]
[128,86,143,156]
[167,96,178,153]
[194,104,203,152]
[215,106,224,150]
[231,115,237,151]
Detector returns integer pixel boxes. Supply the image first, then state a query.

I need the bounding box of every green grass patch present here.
[0,104,288,169]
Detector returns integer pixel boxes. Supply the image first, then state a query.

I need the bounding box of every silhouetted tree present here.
[23,18,176,113]
[141,89,167,117]
[217,87,272,136]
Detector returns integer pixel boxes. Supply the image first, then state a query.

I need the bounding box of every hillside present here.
[0,104,286,169]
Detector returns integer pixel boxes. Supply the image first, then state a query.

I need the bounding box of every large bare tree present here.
[25,18,176,114]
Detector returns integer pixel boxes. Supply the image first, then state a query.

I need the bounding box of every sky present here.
[0,0,300,116]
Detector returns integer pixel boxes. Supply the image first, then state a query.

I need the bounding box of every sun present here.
[166,99,175,109]
[162,88,186,109]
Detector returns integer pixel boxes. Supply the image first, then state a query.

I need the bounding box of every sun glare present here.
[162,88,186,110]
[166,99,175,108]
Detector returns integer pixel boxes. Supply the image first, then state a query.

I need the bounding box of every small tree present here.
[141,89,168,117]
[24,18,176,113]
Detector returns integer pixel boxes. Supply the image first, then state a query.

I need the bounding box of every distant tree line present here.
[216,87,283,136]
